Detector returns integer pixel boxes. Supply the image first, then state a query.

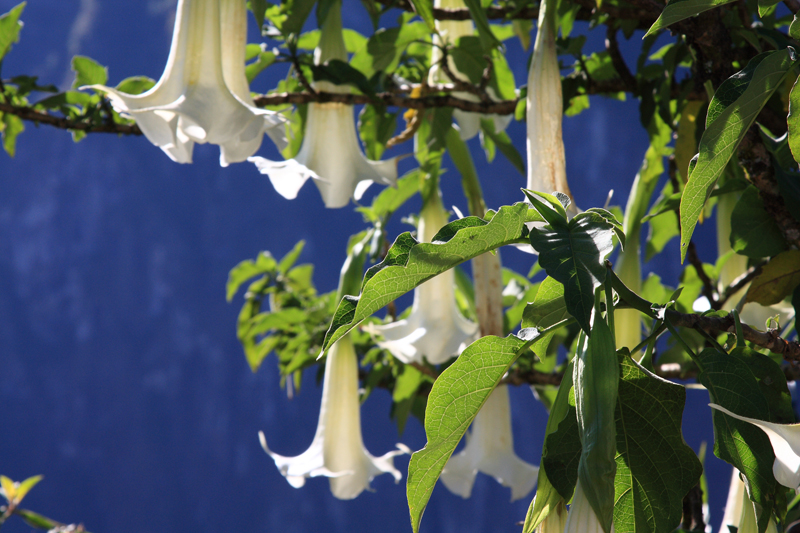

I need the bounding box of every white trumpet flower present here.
[365,195,478,364]
[564,480,612,533]
[526,1,575,211]
[538,500,568,533]
[709,404,800,489]
[441,385,539,501]
[248,2,397,208]
[88,0,283,166]
[427,0,511,140]
[259,334,407,500]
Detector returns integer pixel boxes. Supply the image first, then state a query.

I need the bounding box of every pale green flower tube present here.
[563,480,612,533]
[365,193,478,363]
[87,0,284,166]
[526,0,575,211]
[249,0,397,208]
[427,0,511,139]
[537,500,567,533]
[259,333,407,499]
[441,384,539,501]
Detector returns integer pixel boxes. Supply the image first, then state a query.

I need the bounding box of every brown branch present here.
[0,102,142,135]
[739,129,800,249]
[374,0,658,28]
[686,241,719,309]
[605,24,638,94]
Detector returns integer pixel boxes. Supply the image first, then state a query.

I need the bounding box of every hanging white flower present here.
[259,333,408,499]
[248,1,397,208]
[526,1,575,210]
[538,499,568,533]
[427,0,511,140]
[364,194,478,364]
[709,404,800,490]
[440,385,539,501]
[719,468,778,533]
[563,480,613,533]
[87,0,283,167]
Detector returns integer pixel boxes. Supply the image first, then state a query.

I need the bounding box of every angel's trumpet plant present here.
[710,404,800,490]
[365,193,478,364]
[718,468,777,533]
[526,0,575,212]
[87,0,283,166]
[563,481,612,533]
[427,0,511,140]
[259,333,407,499]
[440,384,538,500]
[249,1,397,208]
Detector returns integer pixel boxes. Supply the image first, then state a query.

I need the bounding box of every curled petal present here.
[709,403,800,489]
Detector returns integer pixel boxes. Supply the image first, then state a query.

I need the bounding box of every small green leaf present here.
[791,14,800,40]
[613,356,702,533]
[479,120,525,176]
[14,475,43,503]
[679,48,797,262]
[114,76,156,95]
[463,0,502,51]
[645,0,736,36]
[522,276,571,358]
[575,323,619,533]
[16,508,60,530]
[322,203,530,352]
[407,333,534,533]
[226,252,277,301]
[1,113,24,157]
[0,2,25,61]
[311,59,376,96]
[788,73,800,166]
[746,250,800,305]
[71,55,108,89]
[408,0,435,31]
[530,212,617,334]
[729,186,786,258]
[247,0,268,29]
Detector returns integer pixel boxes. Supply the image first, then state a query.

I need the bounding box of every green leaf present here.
[746,250,800,305]
[350,22,430,78]
[407,333,534,533]
[226,252,277,301]
[14,475,42,503]
[788,73,800,166]
[697,346,794,531]
[463,0,502,51]
[16,508,60,530]
[791,14,800,40]
[645,0,736,36]
[679,48,797,262]
[1,112,24,157]
[358,104,398,160]
[575,322,619,533]
[357,169,420,222]
[114,76,155,95]
[479,120,525,176]
[71,55,108,89]
[321,203,530,352]
[729,186,786,259]
[522,276,571,359]
[613,356,703,533]
[277,240,306,274]
[524,363,575,533]
[0,2,25,61]
[529,212,618,334]
[311,59,375,96]
[408,0,435,31]
[542,387,581,501]
[248,0,268,29]
[0,475,16,501]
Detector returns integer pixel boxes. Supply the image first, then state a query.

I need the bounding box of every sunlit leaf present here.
[746,250,800,305]
[645,0,736,36]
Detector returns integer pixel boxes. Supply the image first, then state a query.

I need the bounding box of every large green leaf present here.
[71,55,108,88]
[729,186,786,259]
[645,0,736,36]
[679,48,797,262]
[613,356,703,533]
[321,203,534,352]
[697,346,795,531]
[746,250,800,305]
[0,2,25,61]
[529,211,618,334]
[407,332,536,533]
[575,322,619,533]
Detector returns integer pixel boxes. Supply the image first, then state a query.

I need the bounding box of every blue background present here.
[0,1,729,532]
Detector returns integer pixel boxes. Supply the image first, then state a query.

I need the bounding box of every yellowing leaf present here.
[15,475,43,503]
[746,250,800,305]
[0,475,16,502]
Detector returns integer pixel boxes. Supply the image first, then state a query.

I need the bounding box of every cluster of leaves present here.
[0,475,89,532]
